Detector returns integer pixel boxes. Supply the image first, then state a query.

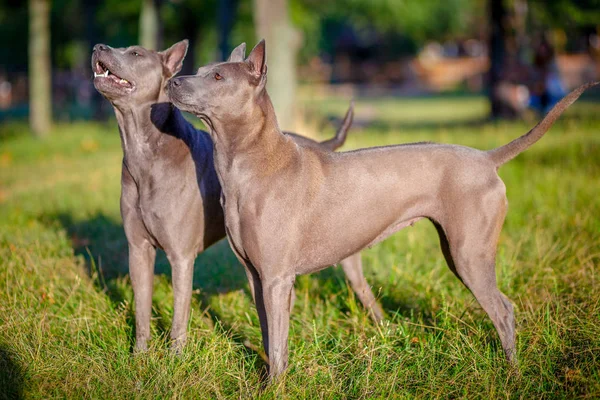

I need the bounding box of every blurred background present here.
[1,0,600,137]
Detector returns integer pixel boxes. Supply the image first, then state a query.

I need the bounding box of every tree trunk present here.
[84,0,106,120]
[29,0,52,137]
[489,0,507,119]
[180,13,199,77]
[253,0,299,130]
[140,0,163,50]
[218,0,239,61]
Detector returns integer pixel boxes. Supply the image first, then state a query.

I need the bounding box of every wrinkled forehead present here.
[114,45,159,58]
[195,61,249,76]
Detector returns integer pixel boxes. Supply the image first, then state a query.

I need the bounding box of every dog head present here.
[167,40,267,124]
[91,40,188,106]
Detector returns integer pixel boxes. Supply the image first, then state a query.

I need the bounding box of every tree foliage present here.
[528,0,600,29]
[0,0,598,74]
[295,0,484,42]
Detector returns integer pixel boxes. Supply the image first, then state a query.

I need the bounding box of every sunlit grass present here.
[1,93,599,398]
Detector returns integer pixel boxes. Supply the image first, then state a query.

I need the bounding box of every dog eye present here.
[215,73,223,81]
[131,51,140,56]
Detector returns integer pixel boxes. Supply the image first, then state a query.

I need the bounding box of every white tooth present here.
[103,70,109,77]
[119,79,126,84]
[94,72,99,78]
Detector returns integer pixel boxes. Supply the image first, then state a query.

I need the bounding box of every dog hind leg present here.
[435,197,516,363]
[340,253,384,323]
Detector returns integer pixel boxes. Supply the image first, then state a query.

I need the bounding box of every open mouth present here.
[93,61,133,89]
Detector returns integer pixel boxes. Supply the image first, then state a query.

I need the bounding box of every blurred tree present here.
[218,0,239,61]
[293,0,484,61]
[29,0,52,136]
[489,0,507,119]
[83,0,105,120]
[164,0,218,75]
[253,0,299,129]
[96,0,140,48]
[0,1,28,73]
[528,0,600,30]
[227,0,257,49]
[140,0,163,50]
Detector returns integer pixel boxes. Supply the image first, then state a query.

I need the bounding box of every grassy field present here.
[1,93,600,398]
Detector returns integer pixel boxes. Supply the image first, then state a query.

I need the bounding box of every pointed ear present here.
[246,39,267,77]
[159,39,189,77]
[227,42,246,62]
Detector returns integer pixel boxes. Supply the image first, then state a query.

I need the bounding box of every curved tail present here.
[487,81,599,166]
[319,100,354,151]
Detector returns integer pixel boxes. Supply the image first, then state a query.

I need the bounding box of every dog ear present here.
[227,43,246,62]
[159,39,189,78]
[246,39,267,79]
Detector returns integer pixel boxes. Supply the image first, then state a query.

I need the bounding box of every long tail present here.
[487,81,599,166]
[319,100,354,151]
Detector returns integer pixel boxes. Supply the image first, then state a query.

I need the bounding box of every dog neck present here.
[111,90,196,178]
[207,91,297,181]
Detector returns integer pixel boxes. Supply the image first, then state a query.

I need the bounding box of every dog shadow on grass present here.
[309,257,438,329]
[43,214,257,353]
[45,212,438,376]
[0,344,25,400]
[43,214,384,369]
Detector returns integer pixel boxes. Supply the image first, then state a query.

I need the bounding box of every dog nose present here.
[171,78,182,87]
[93,44,107,52]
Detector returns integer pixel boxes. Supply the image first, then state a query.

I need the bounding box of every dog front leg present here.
[246,266,298,314]
[169,254,195,352]
[129,240,156,352]
[243,264,270,359]
[262,274,295,378]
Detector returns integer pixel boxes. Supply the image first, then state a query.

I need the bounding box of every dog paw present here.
[133,341,148,355]
[170,339,186,356]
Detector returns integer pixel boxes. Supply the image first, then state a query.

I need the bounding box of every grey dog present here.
[167,39,598,377]
[91,40,383,352]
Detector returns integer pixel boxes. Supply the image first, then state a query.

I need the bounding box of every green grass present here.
[1,94,600,398]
